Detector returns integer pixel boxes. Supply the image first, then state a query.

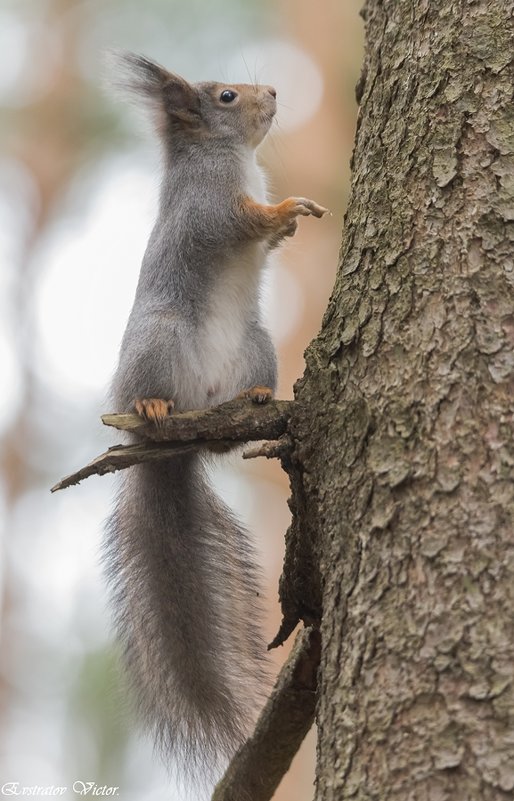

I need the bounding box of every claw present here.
[293,197,330,218]
[134,398,175,424]
[237,385,273,404]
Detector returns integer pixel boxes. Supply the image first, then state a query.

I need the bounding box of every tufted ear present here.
[161,74,202,127]
[107,51,202,130]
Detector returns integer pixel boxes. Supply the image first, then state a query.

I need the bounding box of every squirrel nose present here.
[267,87,277,99]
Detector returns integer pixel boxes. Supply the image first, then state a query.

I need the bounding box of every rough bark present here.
[282,1,514,798]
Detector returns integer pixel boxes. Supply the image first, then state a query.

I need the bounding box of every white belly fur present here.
[182,150,269,409]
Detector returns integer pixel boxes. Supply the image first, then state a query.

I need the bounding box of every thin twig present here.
[51,441,205,493]
[212,627,321,801]
[242,437,292,460]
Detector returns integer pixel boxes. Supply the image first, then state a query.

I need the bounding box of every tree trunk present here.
[287,1,514,798]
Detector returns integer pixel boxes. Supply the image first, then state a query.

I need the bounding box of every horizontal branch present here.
[102,398,293,443]
[212,627,321,801]
[52,398,294,493]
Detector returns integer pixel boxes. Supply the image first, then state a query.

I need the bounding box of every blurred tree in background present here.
[0,1,362,798]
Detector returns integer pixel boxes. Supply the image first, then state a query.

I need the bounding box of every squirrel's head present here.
[110,52,277,149]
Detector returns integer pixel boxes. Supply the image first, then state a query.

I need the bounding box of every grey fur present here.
[104,53,278,776]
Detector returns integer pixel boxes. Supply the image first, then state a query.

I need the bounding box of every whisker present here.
[241,51,254,87]
[265,125,288,180]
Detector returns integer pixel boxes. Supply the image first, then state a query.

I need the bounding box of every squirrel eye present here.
[220,89,237,103]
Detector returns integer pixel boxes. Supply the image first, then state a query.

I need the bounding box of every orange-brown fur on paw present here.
[275,196,329,222]
[134,398,175,423]
[237,385,273,404]
[240,196,328,244]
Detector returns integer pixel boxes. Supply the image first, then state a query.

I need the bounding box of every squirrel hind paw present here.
[237,386,273,404]
[134,397,175,424]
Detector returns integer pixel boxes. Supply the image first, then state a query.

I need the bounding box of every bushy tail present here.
[104,454,269,776]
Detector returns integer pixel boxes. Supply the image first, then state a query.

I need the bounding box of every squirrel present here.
[104,52,328,779]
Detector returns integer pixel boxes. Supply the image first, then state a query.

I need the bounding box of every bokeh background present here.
[0,1,363,798]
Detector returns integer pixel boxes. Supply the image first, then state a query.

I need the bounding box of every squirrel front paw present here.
[134,398,175,424]
[241,195,328,247]
[269,196,328,246]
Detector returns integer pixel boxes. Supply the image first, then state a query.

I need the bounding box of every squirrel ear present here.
[162,76,202,128]
[107,51,202,130]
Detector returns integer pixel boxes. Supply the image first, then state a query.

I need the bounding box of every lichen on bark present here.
[283,1,514,798]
